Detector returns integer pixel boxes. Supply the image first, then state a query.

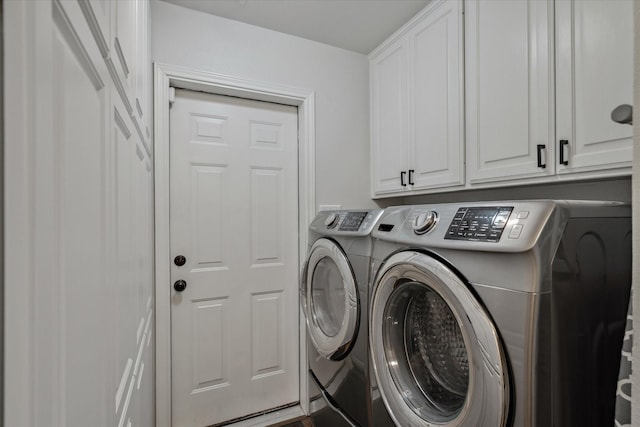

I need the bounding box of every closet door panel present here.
[52,1,113,425]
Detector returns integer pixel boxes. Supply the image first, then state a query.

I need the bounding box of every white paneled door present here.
[169,89,300,426]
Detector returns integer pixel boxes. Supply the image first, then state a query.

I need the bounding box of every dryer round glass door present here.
[302,238,359,361]
[310,256,346,337]
[370,251,510,427]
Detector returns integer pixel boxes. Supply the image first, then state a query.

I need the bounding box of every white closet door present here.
[170,90,300,426]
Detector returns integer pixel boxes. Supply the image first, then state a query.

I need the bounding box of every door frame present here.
[153,62,315,427]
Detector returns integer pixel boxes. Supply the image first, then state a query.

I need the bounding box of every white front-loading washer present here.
[369,200,631,426]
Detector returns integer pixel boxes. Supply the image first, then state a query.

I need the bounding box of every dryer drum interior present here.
[383,281,470,420]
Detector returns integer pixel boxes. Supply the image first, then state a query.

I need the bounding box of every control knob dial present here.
[413,211,438,234]
[324,213,339,228]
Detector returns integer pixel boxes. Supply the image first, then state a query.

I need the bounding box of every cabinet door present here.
[555,0,633,174]
[134,0,149,127]
[466,0,554,183]
[78,0,111,54]
[370,38,410,195]
[112,0,137,110]
[409,0,464,190]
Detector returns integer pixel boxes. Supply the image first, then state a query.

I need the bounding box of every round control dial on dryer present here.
[412,211,438,234]
[324,213,339,228]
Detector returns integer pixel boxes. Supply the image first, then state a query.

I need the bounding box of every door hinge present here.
[169,87,176,105]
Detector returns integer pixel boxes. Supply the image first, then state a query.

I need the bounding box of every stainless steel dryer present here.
[368,200,631,427]
[302,209,384,426]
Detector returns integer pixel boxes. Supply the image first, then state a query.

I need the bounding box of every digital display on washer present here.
[339,211,368,231]
[444,206,513,242]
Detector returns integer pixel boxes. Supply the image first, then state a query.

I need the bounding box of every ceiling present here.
[160,0,432,54]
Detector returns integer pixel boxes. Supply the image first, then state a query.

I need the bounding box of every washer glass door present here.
[370,251,509,426]
[302,238,359,361]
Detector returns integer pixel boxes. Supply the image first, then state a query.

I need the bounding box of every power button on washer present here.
[508,224,524,239]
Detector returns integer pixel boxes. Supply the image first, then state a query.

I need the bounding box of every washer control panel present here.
[338,211,368,231]
[445,206,514,242]
[372,201,612,252]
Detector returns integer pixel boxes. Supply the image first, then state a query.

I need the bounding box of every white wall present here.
[151,0,376,210]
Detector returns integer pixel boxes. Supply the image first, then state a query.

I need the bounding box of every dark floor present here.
[266,416,314,427]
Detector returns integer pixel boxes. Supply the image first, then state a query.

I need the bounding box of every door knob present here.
[174,280,187,292]
[174,255,186,266]
[611,104,633,125]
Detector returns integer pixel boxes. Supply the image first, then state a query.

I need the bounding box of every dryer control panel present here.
[310,209,384,236]
[445,207,513,242]
[339,211,369,231]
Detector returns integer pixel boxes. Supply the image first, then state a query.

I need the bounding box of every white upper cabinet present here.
[555,0,633,174]
[465,0,632,186]
[370,0,464,197]
[410,2,465,190]
[370,37,409,194]
[465,0,554,184]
